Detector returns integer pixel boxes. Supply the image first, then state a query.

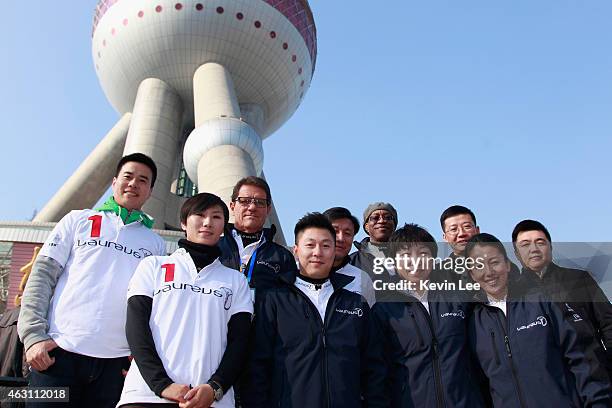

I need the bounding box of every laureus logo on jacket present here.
[516,316,547,332]
[440,310,465,319]
[256,260,281,273]
[335,307,363,317]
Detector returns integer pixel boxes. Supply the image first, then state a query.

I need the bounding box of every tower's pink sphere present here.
[92,0,317,136]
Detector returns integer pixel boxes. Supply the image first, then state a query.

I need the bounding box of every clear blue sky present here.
[1,1,611,244]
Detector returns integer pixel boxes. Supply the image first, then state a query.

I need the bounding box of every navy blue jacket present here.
[372,281,486,408]
[468,276,612,408]
[241,271,388,408]
[523,262,612,375]
[218,223,297,291]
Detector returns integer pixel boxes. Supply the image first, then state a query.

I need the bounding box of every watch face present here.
[214,388,223,401]
[208,381,223,401]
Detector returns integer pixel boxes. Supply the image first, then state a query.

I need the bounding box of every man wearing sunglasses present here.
[218,176,297,296]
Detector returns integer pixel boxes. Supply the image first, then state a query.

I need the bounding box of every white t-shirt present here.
[118,248,253,407]
[335,263,376,307]
[39,209,165,358]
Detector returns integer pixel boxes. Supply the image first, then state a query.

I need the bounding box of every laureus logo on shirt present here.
[154,283,234,310]
[516,316,548,332]
[76,239,153,259]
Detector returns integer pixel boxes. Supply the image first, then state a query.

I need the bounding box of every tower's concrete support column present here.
[124,78,183,229]
[34,113,132,222]
[193,63,241,123]
[184,63,264,206]
[260,171,287,246]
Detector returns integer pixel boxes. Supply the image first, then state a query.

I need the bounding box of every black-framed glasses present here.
[235,197,269,208]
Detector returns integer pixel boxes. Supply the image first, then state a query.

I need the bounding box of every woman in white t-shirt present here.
[118,193,253,408]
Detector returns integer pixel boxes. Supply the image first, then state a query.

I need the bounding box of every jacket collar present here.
[352,237,368,251]
[352,237,391,257]
[277,269,354,291]
[522,261,556,280]
[331,256,351,273]
[225,223,277,242]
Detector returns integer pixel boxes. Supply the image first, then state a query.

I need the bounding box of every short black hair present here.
[465,233,509,260]
[323,207,360,235]
[440,205,477,230]
[180,193,229,227]
[294,212,336,244]
[511,219,552,247]
[116,153,157,188]
[231,176,271,204]
[389,223,438,258]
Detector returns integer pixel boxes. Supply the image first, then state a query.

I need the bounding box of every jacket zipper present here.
[290,285,339,408]
[492,308,527,408]
[416,302,446,408]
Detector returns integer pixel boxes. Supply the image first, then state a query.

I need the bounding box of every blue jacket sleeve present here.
[583,273,612,369]
[549,301,612,407]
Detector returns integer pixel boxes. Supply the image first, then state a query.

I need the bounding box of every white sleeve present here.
[230,273,254,316]
[127,257,157,299]
[38,211,78,267]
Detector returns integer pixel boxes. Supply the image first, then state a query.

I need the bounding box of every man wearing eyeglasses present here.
[350,202,398,285]
[439,205,481,285]
[440,205,480,259]
[218,176,297,296]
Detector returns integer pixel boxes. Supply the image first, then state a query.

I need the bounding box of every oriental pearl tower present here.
[34,0,316,238]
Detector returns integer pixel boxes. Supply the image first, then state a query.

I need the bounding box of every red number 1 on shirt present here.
[162,264,175,282]
[88,215,102,238]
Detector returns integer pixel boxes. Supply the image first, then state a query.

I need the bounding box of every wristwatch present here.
[207,380,224,401]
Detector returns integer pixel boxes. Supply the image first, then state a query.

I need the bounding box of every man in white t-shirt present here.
[18,153,166,407]
[323,207,376,307]
[118,192,253,407]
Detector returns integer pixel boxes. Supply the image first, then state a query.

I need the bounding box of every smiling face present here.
[395,244,434,286]
[181,205,226,246]
[514,230,552,273]
[112,161,153,211]
[468,244,510,300]
[443,213,480,256]
[294,227,336,279]
[364,210,395,243]
[230,184,271,233]
[331,218,356,266]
